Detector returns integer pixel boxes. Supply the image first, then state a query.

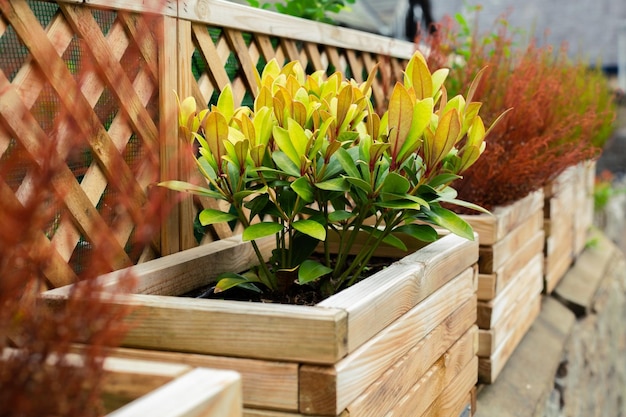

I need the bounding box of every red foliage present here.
[422,14,616,211]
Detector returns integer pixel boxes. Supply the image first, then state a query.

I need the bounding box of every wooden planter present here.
[44,233,479,416]
[104,357,242,417]
[0,348,242,417]
[543,161,596,293]
[461,190,545,384]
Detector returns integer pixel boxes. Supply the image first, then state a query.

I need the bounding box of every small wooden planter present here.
[461,190,545,384]
[543,161,596,293]
[44,233,479,416]
[0,348,242,417]
[104,357,242,417]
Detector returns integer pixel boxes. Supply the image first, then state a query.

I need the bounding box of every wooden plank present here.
[0,179,78,287]
[85,0,178,16]
[299,273,476,415]
[320,233,477,352]
[477,230,545,301]
[462,189,544,246]
[477,253,543,329]
[255,34,278,62]
[178,0,415,59]
[417,357,478,417]
[176,18,199,250]
[102,356,192,409]
[477,292,542,357]
[108,368,242,417]
[157,15,182,255]
[0,70,132,271]
[117,294,348,364]
[478,293,542,384]
[346,326,478,417]
[225,28,260,93]
[478,209,543,273]
[104,347,297,411]
[191,23,232,91]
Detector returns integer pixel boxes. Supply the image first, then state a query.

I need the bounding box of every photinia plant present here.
[160,51,504,297]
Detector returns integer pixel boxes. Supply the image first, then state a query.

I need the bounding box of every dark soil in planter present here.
[180,256,391,306]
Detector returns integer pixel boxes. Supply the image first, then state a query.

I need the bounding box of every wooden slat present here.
[346,325,478,417]
[417,357,478,417]
[299,272,476,415]
[319,234,477,352]
[462,189,544,246]
[0,178,78,286]
[0,71,132,271]
[107,367,242,417]
[103,347,297,411]
[85,0,178,16]
[477,291,542,357]
[158,15,182,255]
[192,23,231,91]
[478,209,544,273]
[225,27,260,94]
[477,230,545,301]
[478,294,542,384]
[477,253,544,329]
[178,0,415,60]
[255,34,277,62]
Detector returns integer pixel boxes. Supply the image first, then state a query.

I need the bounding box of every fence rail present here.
[0,0,416,287]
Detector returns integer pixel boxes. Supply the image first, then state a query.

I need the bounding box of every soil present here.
[180,256,391,306]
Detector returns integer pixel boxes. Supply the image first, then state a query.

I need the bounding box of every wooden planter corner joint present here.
[1,348,242,417]
[543,161,596,293]
[43,233,479,416]
[462,190,545,384]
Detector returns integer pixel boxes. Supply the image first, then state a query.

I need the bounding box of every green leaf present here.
[198,209,238,226]
[292,219,326,241]
[244,194,270,219]
[381,172,410,195]
[428,173,461,189]
[440,197,490,215]
[315,177,349,191]
[298,260,332,284]
[335,147,360,178]
[215,272,262,294]
[393,223,438,242]
[328,210,354,222]
[242,222,284,241]
[291,177,315,202]
[273,125,301,168]
[272,151,301,177]
[423,205,474,240]
[158,180,224,200]
[344,176,372,193]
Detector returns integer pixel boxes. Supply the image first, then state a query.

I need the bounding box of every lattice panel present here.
[0,1,161,287]
[185,23,408,243]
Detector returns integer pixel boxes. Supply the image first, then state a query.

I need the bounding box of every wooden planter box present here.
[543,161,596,293]
[1,348,242,417]
[44,233,479,416]
[104,357,242,417]
[461,190,545,384]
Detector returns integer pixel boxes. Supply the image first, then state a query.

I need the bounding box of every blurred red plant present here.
[0,0,173,415]
[421,12,617,211]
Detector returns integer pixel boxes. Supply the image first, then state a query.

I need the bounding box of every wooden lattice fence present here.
[0,0,416,288]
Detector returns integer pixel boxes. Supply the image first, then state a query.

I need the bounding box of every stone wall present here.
[474,231,626,417]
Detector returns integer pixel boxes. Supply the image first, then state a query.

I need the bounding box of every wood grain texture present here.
[478,294,542,384]
[108,368,242,417]
[477,253,543,329]
[477,230,545,302]
[462,189,544,246]
[357,326,477,417]
[319,233,477,352]
[299,270,476,415]
[477,292,542,357]
[478,209,544,273]
[416,357,478,417]
[178,0,415,59]
[103,346,298,411]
